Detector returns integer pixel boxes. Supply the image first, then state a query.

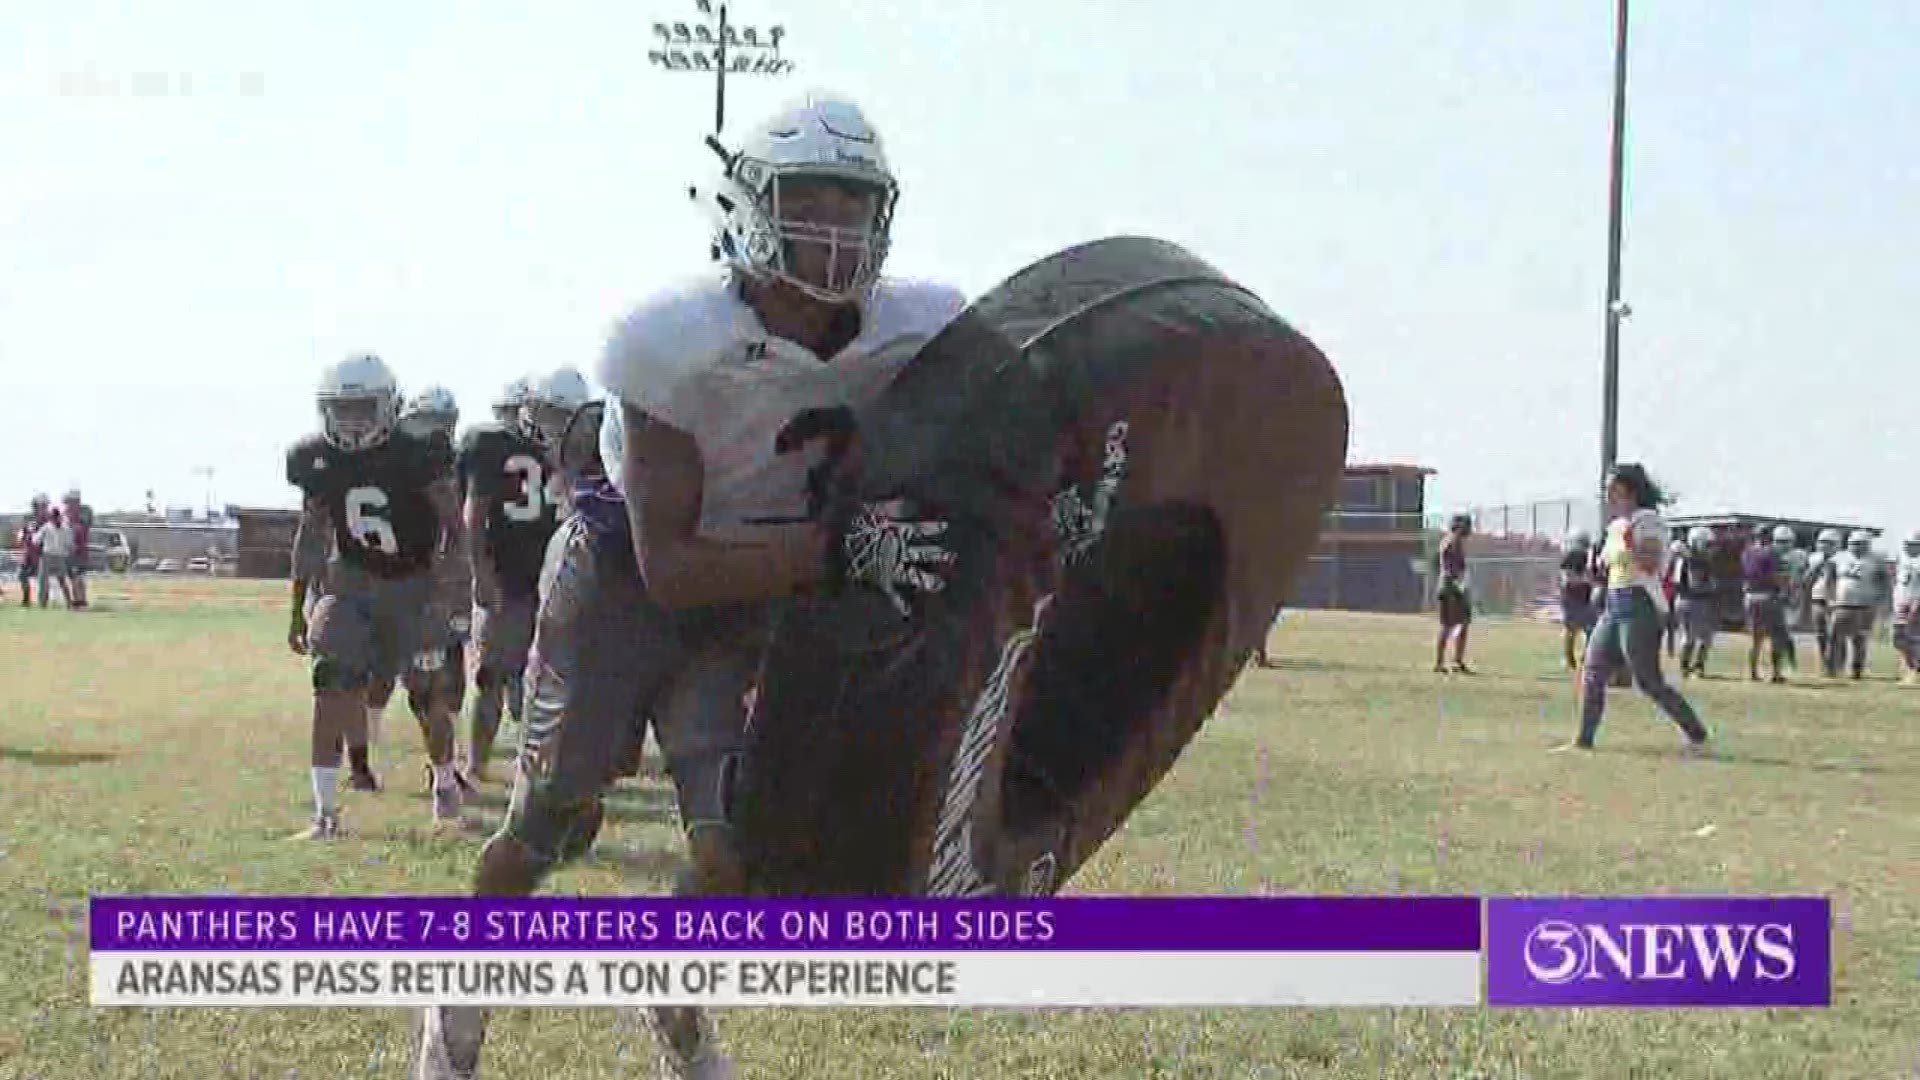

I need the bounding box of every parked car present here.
[155,558,182,573]
[88,528,133,572]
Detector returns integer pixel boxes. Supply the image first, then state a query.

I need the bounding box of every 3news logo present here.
[1521,919,1796,984]
[1487,898,1830,1007]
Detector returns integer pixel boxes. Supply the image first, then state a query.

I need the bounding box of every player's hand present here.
[825,497,957,619]
[287,616,308,656]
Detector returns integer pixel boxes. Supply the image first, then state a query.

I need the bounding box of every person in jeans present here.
[1557,463,1711,754]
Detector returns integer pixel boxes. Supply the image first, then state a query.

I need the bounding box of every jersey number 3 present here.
[345,486,401,555]
[502,455,547,523]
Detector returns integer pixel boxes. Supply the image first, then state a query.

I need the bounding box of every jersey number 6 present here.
[345,486,401,555]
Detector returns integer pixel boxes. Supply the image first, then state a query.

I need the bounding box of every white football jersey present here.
[1895,553,1920,607]
[1806,550,1834,600]
[1831,551,1884,607]
[596,273,967,531]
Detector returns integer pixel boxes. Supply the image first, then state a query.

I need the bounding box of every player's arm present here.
[621,402,828,610]
[428,476,462,555]
[463,477,502,608]
[288,496,329,653]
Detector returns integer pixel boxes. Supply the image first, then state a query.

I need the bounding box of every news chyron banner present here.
[90,897,1482,1007]
[86,896,1831,1009]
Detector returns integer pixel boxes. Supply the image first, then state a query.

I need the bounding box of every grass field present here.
[2,576,1916,1079]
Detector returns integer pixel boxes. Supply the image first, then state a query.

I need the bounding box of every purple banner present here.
[1486,897,1830,1007]
[89,896,1481,953]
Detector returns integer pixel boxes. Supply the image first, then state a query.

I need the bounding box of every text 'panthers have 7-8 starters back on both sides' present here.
[86,896,1831,1009]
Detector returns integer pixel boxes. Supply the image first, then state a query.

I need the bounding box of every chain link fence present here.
[1428,498,1600,619]
[1298,497,1598,618]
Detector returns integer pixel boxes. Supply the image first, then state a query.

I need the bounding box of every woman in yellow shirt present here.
[1557,463,1711,754]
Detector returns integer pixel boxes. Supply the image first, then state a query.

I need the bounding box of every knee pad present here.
[312,656,368,693]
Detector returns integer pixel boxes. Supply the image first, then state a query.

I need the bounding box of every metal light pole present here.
[192,466,215,519]
[1598,0,1631,518]
[648,0,796,138]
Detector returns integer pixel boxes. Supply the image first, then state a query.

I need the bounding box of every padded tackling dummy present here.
[731,236,1349,897]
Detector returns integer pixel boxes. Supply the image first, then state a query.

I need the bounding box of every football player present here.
[286,354,461,839]
[455,373,573,784]
[491,376,531,428]
[1672,526,1719,677]
[398,386,474,823]
[413,90,966,1080]
[288,467,380,792]
[1828,530,1884,679]
[1894,530,1920,684]
[1806,527,1841,671]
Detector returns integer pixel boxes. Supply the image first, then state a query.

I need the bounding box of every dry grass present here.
[1,579,1915,1078]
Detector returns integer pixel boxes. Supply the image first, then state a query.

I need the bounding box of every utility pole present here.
[1599,0,1632,516]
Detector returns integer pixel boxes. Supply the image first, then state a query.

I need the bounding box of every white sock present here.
[432,763,455,790]
[366,705,385,744]
[311,767,340,816]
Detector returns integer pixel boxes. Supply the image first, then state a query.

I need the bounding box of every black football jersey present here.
[457,422,562,598]
[286,428,451,579]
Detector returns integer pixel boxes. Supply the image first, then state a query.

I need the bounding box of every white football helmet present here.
[493,376,532,425]
[1566,530,1591,550]
[317,353,399,452]
[700,90,897,305]
[1848,529,1872,550]
[1904,529,1920,551]
[1771,524,1795,546]
[400,386,459,438]
[1687,525,1713,550]
[519,367,593,450]
[1816,528,1841,552]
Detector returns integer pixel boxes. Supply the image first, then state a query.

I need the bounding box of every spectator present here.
[1434,514,1474,674]
[1558,531,1598,671]
[16,494,49,607]
[63,489,91,609]
[34,507,75,609]
[1557,462,1710,754]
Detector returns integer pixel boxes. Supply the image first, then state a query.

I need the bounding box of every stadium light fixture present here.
[647,0,797,136]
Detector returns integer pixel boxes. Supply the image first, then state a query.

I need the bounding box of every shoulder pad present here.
[457,422,502,459]
[861,277,969,342]
[595,275,750,430]
[286,433,330,489]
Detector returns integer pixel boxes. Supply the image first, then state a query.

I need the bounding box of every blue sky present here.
[2,1,1915,534]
